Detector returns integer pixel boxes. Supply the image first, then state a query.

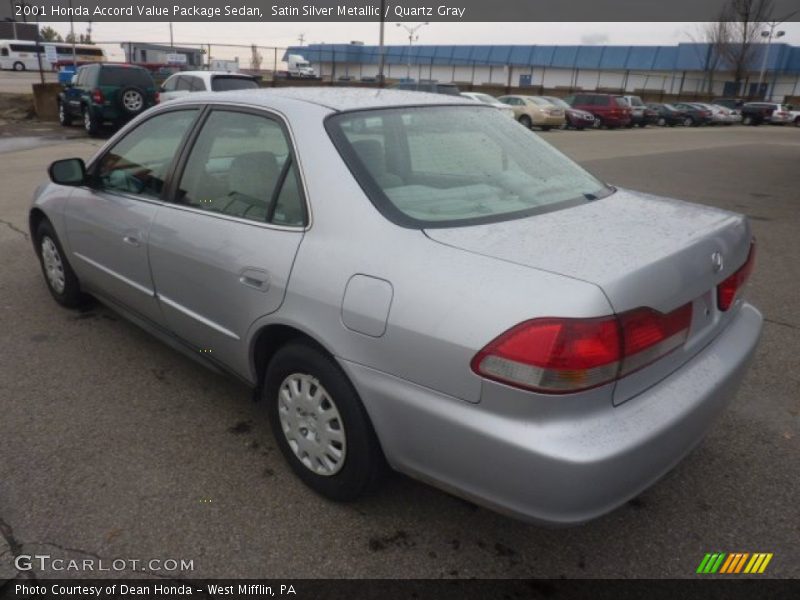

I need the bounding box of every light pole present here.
[396,21,428,81]
[756,25,785,99]
[68,0,76,68]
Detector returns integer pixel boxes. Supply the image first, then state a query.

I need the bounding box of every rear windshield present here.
[99,67,153,88]
[211,76,259,91]
[326,106,612,228]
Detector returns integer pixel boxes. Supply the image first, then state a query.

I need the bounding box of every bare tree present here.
[689,21,730,94]
[714,0,775,95]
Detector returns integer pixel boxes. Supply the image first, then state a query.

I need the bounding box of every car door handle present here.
[239,268,270,292]
[123,235,141,247]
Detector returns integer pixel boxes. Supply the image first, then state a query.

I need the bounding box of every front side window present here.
[0,47,8,57]
[95,110,198,199]
[162,75,179,92]
[176,110,305,225]
[328,106,611,228]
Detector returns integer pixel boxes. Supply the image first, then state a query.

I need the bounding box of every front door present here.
[64,108,200,324]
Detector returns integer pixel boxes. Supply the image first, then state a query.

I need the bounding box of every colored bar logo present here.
[696,553,773,574]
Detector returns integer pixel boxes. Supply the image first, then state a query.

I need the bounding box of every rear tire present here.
[34,220,89,309]
[683,116,695,127]
[83,106,100,137]
[657,117,666,127]
[264,341,386,502]
[58,101,72,126]
[742,115,753,126]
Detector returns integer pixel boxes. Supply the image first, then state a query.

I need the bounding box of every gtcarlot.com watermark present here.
[14,554,194,573]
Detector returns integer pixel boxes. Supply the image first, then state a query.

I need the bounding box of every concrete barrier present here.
[32,83,62,121]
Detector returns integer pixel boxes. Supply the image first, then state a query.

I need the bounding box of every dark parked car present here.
[58,63,158,136]
[562,93,632,128]
[741,102,785,126]
[672,103,714,127]
[541,96,595,129]
[390,81,461,95]
[646,103,687,127]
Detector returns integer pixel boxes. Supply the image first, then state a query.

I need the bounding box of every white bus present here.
[0,40,105,71]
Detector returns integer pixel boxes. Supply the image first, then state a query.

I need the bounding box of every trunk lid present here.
[425,189,753,403]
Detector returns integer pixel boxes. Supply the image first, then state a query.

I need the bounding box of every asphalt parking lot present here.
[0,124,798,580]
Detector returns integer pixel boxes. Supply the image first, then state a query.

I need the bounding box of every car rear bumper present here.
[343,302,762,525]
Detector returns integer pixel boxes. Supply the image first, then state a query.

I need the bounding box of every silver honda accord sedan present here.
[30,88,762,524]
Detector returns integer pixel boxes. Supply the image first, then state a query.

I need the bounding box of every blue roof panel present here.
[286,42,800,73]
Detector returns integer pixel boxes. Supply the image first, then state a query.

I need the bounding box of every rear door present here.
[148,107,307,378]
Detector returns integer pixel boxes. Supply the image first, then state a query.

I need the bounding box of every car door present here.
[147,107,308,378]
[64,108,201,324]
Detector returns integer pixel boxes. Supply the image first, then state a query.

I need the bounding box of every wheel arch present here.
[250,322,337,396]
[28,207,50,252]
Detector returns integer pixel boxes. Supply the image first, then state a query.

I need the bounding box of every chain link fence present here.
[57,41,800,103]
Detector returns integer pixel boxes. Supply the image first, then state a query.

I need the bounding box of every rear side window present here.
[99,67,154,88]
[176,110,305,226]
[613,97,627,107]
[211,76,258,91]
[328,106,610,228]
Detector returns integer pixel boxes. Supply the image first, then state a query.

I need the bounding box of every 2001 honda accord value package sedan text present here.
[30,88,762,524]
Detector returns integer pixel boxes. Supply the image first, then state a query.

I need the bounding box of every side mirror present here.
[49,158,87,186]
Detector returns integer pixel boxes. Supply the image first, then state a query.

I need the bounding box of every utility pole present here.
[8,0,18,39]
[396,22,428,81]
[169,22,174,48]
[377,0,385,86]
[298,33,305,46]
[68,0,76,68]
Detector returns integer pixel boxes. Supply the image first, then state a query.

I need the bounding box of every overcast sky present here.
[44,21,800,49]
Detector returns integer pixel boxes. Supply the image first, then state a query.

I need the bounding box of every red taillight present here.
[717,242,756,311]
[91,88,104,104]
[155,91,160,104]
[471,303,692,393]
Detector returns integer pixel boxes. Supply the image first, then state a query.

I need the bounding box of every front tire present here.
[35,220,89,309]
[518,114,532,128]
[657,117,666,127]
[683,116,695,127]
[264,341,385,502]
[13,61,25,71]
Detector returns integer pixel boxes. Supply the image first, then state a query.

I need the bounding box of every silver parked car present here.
[30,88,762,524]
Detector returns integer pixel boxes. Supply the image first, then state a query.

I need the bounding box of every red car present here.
[562,93,633,129]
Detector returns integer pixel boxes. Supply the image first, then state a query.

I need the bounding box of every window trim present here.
[164,104,310,230]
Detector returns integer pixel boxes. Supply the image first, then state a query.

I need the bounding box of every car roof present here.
[169,70,254,78]
[166,86,474,112]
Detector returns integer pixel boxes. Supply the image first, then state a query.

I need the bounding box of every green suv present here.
[58,64,158,136]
